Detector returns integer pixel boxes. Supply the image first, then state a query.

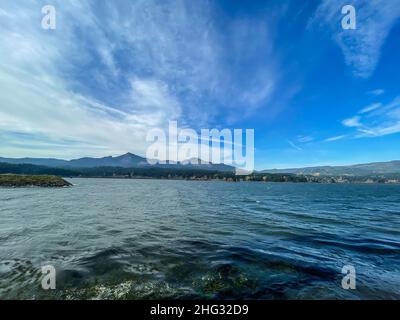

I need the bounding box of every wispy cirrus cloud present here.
[0,0,284,158]
[310,0,400,78]
[297,135,314,143]
[340,96,400,138]
[367,89,385,96]
[325,135,347,142]
[287,140,303,151]
[0,0,181,158]
[358,103,383,114]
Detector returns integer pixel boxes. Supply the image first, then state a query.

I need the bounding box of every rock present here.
[0,174,72,187]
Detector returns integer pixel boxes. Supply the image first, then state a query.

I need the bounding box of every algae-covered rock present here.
[0,174,72,187]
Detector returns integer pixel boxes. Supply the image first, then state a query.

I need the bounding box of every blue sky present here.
[0,0,400,169]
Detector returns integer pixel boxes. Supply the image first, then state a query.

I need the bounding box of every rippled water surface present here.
[1,179,399,299]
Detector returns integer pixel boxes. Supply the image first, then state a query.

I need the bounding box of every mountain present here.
[158,158,234,172]
[68,153,148,168]
[0,162,312,182]
[0,157,69,167]
[2,154,399,175]
[262,160,400,176]
[0,153,235,172]
[2,154,399,176]
[0,162,79,176]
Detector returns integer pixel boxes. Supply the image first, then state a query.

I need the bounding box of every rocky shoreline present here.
[0,174,72,187]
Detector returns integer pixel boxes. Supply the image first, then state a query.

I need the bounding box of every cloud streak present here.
[311,0,400,78]
[340,96,400,138]
[0,0,283,158]
[325,135,347,142]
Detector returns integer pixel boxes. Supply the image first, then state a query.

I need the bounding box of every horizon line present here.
[1,152,399,171]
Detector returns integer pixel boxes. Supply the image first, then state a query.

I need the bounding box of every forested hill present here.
[1,162,400,183]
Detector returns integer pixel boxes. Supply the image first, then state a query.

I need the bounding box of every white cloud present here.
[356,123,400,137]
[0,65,153,159]
[287,140,303,151]
[128,78,181,126]
[367,89,385,96]
[311,0,400,78]
[297,135,314,143]
[0,0,283,158]
[0,1,183,158]
[340,96,400,138]
[325,135,347,142]
[359,103,383,114]
[342,116,362,128]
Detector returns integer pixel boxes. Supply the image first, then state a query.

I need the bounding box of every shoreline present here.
[64,176,400,185]
[0,174,72,188]
[1,174,399,187]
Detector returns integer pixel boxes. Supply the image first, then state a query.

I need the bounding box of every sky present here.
[0,0,400,170]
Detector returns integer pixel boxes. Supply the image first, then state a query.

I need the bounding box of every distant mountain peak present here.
[114,152,141,158]
[180,157,209,165]
[262,160,400,176]
[0,153,235,172]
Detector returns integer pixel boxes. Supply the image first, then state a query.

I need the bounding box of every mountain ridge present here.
[1,154,400,176]
[262,160,400,176]
[0,153,235,172]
